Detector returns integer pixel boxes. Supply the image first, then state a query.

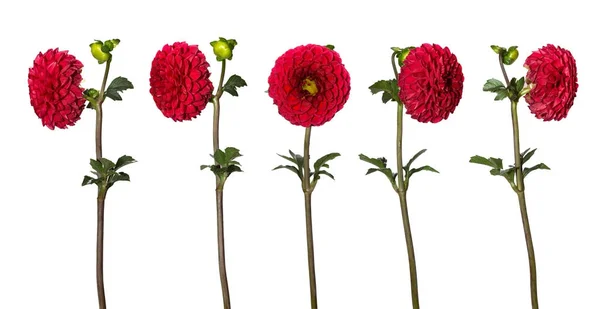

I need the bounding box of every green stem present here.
[499,54,538,309]
[212,60,230,309]
[391,52,399,78]
[94,59,111,309]
[215,188,230,308]
[396,102,420,309]
[95,58,111,160]
[302,126,318,309]
[95,188,107,309]
[213,61,226,153]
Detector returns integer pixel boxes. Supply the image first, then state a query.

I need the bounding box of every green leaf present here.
[407,165,439,179]
[289,150,304,168]
[214,149,226,166]
[277,153,297,165]
[369,79,400,103]
[99,158,115,170]
[494,89,509,101]
[200,165,212,170]
[325,44,335,50]
[224,147,242,163]
[273,165,302,180]
[500,168,516,184]
[524,163,550,178]
[489,157,503,169]
[483,79,505,92]
[366,168,379,175]
[227,165,242,174]
[358,154,387,169]
[82,175,97,186]
[90,159,104,173]
[105,77,133,101]
[317,170,335,180]
[516,77,525,92]
[115,155,136,170]
[314,153,340,171]
[222,75,247,97]
[469,155,496,168]
[521,148,537,165]
[404,149,427,172]
[110,172,130,183]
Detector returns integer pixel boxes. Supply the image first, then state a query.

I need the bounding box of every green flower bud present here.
[503,46,519,65]
[210,37,237,61]
[90,41,110,64]
[396,47,414,66]
[84,88,100,99]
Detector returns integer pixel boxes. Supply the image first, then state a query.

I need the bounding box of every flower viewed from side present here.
[149,42,214,121]
[398,43,464,123]
[268,44,351,127]
[28,48,85,130]
[524,44,578,121]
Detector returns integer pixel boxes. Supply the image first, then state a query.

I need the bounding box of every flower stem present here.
[215,187,230,308]
[95,188,107,309]
[213,61,226,153]
[213,60,231,309]
[391,52,399,77]
[499,55,538,309]
[396,102,420,309]
[94,58,111,309]
[302,126,318,309]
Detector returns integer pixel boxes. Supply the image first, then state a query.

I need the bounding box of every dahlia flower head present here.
[524,44,578,121]
[28,48,86,130]
[398,43,464,123]
[268,44,351,127]
[149,42,214,122]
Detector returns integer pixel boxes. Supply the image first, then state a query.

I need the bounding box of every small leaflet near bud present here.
[325,44,335,50]
[491,45,505,54]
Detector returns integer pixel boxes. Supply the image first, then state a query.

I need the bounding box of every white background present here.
[1,0,598,308]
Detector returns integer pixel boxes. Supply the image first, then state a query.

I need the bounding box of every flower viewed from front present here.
[150,42,214,121]
[524,44,578,121]
[268,44,351,127]
[28,48,85,130]
[398,43,464,123]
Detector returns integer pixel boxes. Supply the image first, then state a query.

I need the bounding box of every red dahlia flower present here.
[28,48,85,130]
[398,43,464,123]
[524,44,578,121]
[149,42,214,121]
[268,44,351,127]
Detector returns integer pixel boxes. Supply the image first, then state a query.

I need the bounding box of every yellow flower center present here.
[302,78,318,96]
